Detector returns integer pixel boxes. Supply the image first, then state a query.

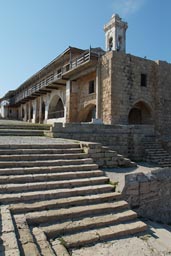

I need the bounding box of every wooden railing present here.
[14,50,92,104]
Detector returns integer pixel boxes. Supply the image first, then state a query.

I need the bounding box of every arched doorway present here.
[78,104,96,122]
[128,101,152,124]
[48,95,64,119]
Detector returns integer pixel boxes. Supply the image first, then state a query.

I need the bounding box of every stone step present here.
[0,143,80,149]
[0,148,83,155]
[0,184,114,203]
[0,170,104,184]
[0,152,88,161]
[145,148,167,153]
[0,124,50,130]
[0,129,45,136]
[159,160,171,164]
[144,138,171,166]
[0,176,109,193]
[61,220,147,248]
[0,158,94,168]
[25,201,128,224]
[146,154,170,160]
[144,143,162,148]
[0,163,98,175]
[146,154,171,160]
[10,192,121,213]
[32,227,57,256]
[42,210,137,238]
[160,163,171,167]
[145,150,169,155]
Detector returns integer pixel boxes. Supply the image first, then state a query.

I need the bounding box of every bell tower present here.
[104,14,128,52]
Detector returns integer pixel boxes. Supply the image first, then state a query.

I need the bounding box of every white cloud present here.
[112,0,145,17]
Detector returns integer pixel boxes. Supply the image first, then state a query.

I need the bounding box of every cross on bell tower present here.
[104,14,128,52]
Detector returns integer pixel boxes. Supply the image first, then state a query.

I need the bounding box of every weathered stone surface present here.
[0,139,147,255]
[124,167,171,223]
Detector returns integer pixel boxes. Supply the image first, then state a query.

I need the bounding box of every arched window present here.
[109,37,113,51]
[117,35,122,51]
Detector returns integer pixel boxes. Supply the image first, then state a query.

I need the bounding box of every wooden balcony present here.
[12,49,98,105]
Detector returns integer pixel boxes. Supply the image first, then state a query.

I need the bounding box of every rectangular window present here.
[89,80,95,94]
[141,74,147,87]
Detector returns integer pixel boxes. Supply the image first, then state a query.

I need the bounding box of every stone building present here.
[1,14,171,144]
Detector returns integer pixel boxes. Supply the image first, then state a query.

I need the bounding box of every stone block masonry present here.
[80,141,136,168]
[123,168,171,224]
[47,123,155,161]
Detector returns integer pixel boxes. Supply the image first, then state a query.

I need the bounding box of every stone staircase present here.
[0,121,50,136]
[144,136,171,167]
[0,142,147,255]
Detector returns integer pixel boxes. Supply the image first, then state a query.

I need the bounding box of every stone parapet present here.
[123,168,171,224]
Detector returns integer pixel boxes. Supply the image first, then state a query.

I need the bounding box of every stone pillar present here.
[28,102,31,122]
[65,80,71,123]
[32,100,36,123]
[35,98,40,123]
[45,96,49,123]
[23,104,27,121]
[96,62,102,121]
[39,97,42,123]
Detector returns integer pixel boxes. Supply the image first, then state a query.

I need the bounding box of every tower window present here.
[89,80,95,94]
[109,37,113,51]
[117,36,122,51]
[141,74,147,87]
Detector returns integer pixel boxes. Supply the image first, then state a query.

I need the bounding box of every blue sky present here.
[0,0,171,97]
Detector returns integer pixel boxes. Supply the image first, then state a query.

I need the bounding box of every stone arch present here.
[128,101,152,124]
[78,104,96,122]
[48,95,64,119]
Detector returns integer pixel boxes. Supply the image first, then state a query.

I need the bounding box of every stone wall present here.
[123,168,171,224]
[100,52,113,124]
[48,123,155,161]
[80,141,135,168]
[102,51,157,125]
[100,52,171,153]
[69,72,96,122]
[155,61,171,152]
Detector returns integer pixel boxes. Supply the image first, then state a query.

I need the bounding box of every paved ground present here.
[0,136,77,144]
[72,220,171,256]
[104,162,159,192]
